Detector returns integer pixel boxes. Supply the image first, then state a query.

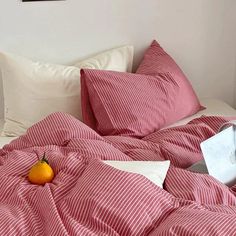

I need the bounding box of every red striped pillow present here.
[81,40,201,137]
[137,40,201,115]
[82,69,190,137]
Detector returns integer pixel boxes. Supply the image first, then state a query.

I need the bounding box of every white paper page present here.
[200,126,236,186]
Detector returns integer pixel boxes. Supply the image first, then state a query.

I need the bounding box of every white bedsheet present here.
[0,120,16,148]
[165,98,236,129]
[0,98,236,148]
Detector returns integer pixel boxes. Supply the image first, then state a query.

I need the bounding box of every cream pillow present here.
[103,160,170,188]
[75,45,133,72]
[0,45,134,137]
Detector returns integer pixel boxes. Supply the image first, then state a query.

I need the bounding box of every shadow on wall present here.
[196,0,236,106]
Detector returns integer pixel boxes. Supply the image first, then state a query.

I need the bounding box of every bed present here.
[1,40,236,235]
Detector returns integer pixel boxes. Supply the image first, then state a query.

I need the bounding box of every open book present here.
[189,120,236,186]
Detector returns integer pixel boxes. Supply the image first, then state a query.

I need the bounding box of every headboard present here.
[0,0,236,118]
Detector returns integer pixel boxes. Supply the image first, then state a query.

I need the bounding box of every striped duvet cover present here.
[0,112,235,236]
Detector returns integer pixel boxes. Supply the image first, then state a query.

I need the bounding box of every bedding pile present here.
[0,112,236,235]
[1,39,236,235]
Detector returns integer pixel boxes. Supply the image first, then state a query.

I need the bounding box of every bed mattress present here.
[0,98,236,148]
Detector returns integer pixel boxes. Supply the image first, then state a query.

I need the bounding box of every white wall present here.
[0,0,236,118]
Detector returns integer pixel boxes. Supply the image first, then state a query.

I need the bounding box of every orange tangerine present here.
[28,153,54,185]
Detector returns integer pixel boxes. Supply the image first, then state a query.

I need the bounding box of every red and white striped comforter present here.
[1,113,236,236]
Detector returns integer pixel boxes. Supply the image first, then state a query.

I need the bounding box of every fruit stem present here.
[41,152,49,164]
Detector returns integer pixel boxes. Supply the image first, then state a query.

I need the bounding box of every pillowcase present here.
[75,45,133,72]
[81,69,197,137]
[136,40,201,116]
[81,40,201,137]
[0,45,134,137]
[103,160,170,188]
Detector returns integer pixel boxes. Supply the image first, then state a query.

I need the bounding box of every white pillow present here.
[75,45,133,72]
[103,160,170,188]
[0,45,134,137]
